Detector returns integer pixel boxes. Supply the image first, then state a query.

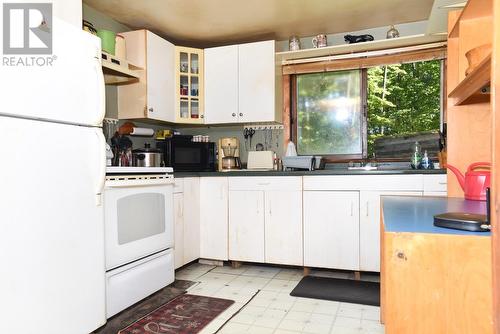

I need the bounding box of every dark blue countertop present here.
[382,196,490,236]
[174,169,446,178]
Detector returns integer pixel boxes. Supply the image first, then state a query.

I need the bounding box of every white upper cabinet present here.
[204,45,239,124]
[118,30,176,122]
[204,40,281,124]
[146,31,176,122]
[238,40,278,123]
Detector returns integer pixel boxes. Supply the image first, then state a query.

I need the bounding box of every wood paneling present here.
[282,74,291,148]
[446,10,492,197]
[492,0,500,332]
[382,230,493,334]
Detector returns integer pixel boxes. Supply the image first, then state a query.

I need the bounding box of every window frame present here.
[290,70,368,162]
[286,50,447,162]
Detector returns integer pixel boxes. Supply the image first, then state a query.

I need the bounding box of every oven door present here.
[104,179,174,270]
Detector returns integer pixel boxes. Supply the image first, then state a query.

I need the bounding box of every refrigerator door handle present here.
[95,129,107,206]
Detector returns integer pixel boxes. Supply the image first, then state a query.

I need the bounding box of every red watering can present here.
[445,162,491,201]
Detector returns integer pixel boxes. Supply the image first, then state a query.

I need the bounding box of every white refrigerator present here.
[0,17,107,334]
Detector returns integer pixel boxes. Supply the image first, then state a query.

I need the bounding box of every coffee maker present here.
[218,137,242,171]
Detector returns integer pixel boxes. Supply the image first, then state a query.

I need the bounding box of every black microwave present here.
[156,136,216,172]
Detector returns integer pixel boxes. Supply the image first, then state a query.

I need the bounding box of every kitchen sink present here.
[347,166,378,171]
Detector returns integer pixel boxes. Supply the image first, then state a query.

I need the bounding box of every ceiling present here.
[83,0,437,47]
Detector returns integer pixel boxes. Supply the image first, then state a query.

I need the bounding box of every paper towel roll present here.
[130,127,154,136]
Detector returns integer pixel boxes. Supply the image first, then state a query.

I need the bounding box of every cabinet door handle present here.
[438,181,447,185]
[396,251,407,260]
[232,113,236,117]
[148,107,154,112]
[239,113,243,117]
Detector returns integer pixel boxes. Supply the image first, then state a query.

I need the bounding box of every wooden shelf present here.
[448,53,491,105]
[101,52,143,85]
[276,34,447,64]
[449,0,492,38]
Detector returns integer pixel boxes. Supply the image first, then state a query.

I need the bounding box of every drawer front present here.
[228,176,302,191]
[173,178,184,193]
[106,249,174,318]
[303,175,423,191]
[423,174,447,192]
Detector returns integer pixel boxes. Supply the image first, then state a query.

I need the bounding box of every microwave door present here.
[173,144,204,171]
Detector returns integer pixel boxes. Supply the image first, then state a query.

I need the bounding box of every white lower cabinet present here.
[200,177,229,260]
[183,178,200,263]
[265,190,303,266]
[173,192,184,269]
[359,191,422,272]
[228,177,303,265]
[303,191,360,271]
[172,177,200,269]
[229,190,265,262]
[177,174,446,272]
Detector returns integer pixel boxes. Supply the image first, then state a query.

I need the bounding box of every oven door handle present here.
[105,178,174,188]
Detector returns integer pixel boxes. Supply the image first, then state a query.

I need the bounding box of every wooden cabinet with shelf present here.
[446,2,500,329]
[447,0,493,107]
[446,0,493,198]
[175,47,204,124]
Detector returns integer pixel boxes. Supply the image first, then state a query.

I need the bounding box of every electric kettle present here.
[445,162,491,201]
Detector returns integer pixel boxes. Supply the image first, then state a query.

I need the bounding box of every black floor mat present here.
[290,276,380,306]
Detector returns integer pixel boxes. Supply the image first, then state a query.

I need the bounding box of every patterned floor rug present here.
[118,294,234,334]
[93,280,195,334]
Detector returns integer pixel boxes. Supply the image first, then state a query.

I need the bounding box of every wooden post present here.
[303,267,311,276]
[354,271,361,281]
[231,261,242,269]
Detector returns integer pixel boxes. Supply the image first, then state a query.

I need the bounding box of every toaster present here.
[247,151,274,170]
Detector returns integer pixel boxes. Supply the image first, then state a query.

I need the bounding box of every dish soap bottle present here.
[410,141,422,169]
[421,150,432,169]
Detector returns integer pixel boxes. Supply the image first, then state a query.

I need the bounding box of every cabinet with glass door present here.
[175,47,204,124]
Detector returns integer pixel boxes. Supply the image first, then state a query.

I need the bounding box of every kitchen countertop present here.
[382,196,490,236]
[174,169,446,178]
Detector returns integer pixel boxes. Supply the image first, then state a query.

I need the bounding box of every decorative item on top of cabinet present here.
[386,25,400,39]
[175,46,204,124]
[117,30,176,123]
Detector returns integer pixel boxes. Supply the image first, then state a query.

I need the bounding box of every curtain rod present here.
[281,42,448,66]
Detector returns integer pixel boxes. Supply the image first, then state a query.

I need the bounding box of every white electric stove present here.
[103,165,175,318]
